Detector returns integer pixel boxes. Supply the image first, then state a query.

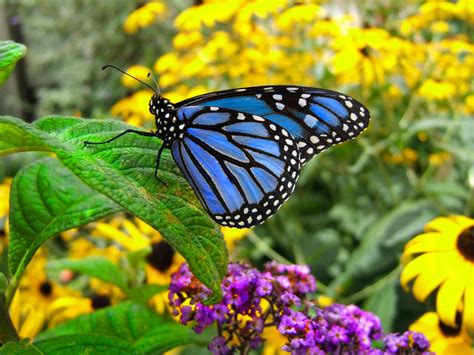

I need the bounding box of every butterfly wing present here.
[171,106,301,228]
[176,86,370,165]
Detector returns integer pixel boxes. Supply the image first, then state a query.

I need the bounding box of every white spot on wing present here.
[276,102,285,110]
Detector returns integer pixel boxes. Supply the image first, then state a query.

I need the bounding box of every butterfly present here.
[85,65,370,228]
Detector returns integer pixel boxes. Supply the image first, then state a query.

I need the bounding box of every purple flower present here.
[180,305,193,324]
[208,336,230,355]
[278,309,308,335]
[328,325,349,345]
[382,331,431,354]
[168,262,430,354]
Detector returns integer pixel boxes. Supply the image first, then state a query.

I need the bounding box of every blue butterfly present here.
[86,66,370,228]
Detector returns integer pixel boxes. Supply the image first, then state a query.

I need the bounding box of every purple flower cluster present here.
[168,262,431,354]
[277,303,384,353]
[378,331,431,354]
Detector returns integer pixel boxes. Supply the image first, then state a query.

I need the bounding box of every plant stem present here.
[4,275,19,309]
[247,231,291,265]
[0,295,19,343]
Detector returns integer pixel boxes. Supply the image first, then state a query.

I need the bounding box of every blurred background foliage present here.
[1,0,473,352]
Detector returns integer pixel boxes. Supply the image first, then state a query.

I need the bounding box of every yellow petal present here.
[424,216,461,234]
[451,215,474,230]
[92,223,136,250]
[412,252,451,301]
[437,259,468,327]
[401,252,447,290]
[122,219,149,247]
[409,312,441,340]
[462,264,474,332]
[404,232,456,256]
[19,304,45,338]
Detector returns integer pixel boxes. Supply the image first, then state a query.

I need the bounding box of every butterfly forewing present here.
[175,86,370,165]
[171,106,301,228]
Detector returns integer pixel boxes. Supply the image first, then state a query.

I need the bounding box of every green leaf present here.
[135,324,207,354]
[126,284,168,304]
[0,115,226,303]
[8,157,122,289]
[0,334,140,354]
[48,256,129,291]
[0,40,27,86]
[0,341,41,354]
[330,201,436,294]
[38,301,203,353]
[363,280,398,332]
[38,302,159,341]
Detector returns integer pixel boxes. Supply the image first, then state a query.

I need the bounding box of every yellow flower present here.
[418,79,456,100]
[331,27,392,87]
[276,4,322,31]
[121,65,152,88]
[430,21,450,34]
[384,148,418,165]
[428,152,452,167]
[123,1,166,34]
[10,249,78,338]
[317,295,335,307]
[410,312,473,354]
[174,1,243,31]
[110,89,154,127]
[0,177,12,219]
[465,94,474,114]
[91,216,184,313]
[262,326,287,355]
[221,226,250,251]
[48,293,114,327]
[401,216,474,331]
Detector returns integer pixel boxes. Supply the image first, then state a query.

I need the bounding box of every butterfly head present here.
[149,95,175,118]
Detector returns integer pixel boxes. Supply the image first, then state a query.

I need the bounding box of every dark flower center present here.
[360,46,370,57]
[439,313,462,337]
[456,226,474,261]
[91,294,111,309]
[146,240,175,272]
[39,281,53,296]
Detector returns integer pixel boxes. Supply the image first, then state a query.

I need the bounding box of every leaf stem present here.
[4,275,19,309]
[0,294,19,343]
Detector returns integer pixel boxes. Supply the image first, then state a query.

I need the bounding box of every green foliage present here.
[48,256,129,291]
[1,334,140,354]
[0,41,26,87]
[37,301,205,354]
[47,257,167,302]
[0,115,227,303]
[7,158,122,288]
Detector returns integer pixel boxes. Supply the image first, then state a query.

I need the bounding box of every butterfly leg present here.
[83,129,156,147]
[154,143,168,187]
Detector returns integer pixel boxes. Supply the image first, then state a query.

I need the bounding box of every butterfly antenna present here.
[102,64,159,96]
[147,72,161,95]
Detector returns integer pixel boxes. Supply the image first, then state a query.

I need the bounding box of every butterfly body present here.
[88,84,370,228]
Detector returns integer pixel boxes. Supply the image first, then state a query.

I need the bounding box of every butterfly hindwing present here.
[176,86,370,165]
[171,106,301,228]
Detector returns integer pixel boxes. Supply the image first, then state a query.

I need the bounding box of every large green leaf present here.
[8,157,122,286]
[329,201,436,295]
[0,40,27,86]
[38,301,203,354]
[0,334,140,354]
[0,116,227,302]
[48,256,129,291]
[363,279,398,332]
